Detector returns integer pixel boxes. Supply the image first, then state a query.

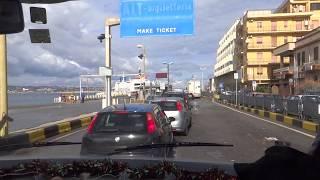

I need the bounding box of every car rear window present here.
[93,112,146,133]
[163,93,184,98]
[152,101,177,111]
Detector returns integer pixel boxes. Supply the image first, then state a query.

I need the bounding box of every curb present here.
[217,100,319,133]
[0,113,96,149]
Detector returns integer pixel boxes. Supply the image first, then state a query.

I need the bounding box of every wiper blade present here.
[108,142,233,155]
[96,129,120,133]
[0,142,81,152]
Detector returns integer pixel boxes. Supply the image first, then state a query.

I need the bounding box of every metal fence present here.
[218,93,320,123]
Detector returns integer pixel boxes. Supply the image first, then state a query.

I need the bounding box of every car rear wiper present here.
[108,142,233,155]
[96,129,120,133]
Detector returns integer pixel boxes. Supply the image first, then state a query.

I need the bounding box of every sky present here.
[7,0,283,87]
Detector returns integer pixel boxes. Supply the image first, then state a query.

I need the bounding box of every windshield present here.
[1,0,320,170]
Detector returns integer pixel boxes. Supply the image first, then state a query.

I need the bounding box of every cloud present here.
[7,0,283,86]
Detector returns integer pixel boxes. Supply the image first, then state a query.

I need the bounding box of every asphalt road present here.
[9,100,102,132]
[1,98,315,163]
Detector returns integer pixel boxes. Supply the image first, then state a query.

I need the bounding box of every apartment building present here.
[239,0,320,89]
[214,20,240,91]
[274,27,320,95]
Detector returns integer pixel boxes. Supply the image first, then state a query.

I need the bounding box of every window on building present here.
[296,21,302,30]
[297,52,301,66]
[256,36,263,44]
[314,47,319,61]
[257,22,262,29]
[302,51,306,65]
[257,52,263,60]
[311,20,319,29]
[284,36,288,44]
[311,3,320,11]
[271,21,277,31]
[284,21,288,28]
[271,36,277,47]
[272,55,277,63]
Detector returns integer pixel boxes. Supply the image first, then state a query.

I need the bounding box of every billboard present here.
[120,0,194,37]
[156,73,168,79]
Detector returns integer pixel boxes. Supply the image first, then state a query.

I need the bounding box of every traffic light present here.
[138,54,144,60]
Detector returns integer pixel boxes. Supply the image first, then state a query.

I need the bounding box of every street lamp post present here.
[137,44,147,100]
[137,45,147,77]
[102,17,120,108]
[200,67,207,91]
[163,62,173,90]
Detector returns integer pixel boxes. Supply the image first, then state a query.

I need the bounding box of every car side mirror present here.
[168,117,175,122]
[0,0,24,34]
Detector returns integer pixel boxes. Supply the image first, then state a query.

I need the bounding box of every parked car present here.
[150,97,192,135]
[81,104,175,156]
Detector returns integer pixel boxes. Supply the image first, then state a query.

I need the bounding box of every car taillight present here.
[87,114,98,134]
[176,101,183,111]
[146,112,156,134]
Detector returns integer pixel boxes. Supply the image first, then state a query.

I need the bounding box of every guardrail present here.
[214,94,319,133]
[216,93,320,123]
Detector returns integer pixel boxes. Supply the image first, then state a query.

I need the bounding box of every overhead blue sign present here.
[120,0,194,37]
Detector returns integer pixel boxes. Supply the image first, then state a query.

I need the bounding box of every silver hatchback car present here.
[150,97,192,136]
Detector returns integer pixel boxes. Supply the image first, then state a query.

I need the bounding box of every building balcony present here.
[247,43,276,50]
[303,62,320,71]
[273,66,293,79]
[247,27,310,34]
[247,59,273,65]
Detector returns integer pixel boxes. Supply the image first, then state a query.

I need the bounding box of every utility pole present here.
[0,35,8,136]
[163,62,173,91]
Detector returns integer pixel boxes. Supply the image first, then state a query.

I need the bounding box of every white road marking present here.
[51,128,86,142]
[264,137,279,141]
[214,102,316,139]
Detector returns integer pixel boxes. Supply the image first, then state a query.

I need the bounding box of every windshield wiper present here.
[108,142,233,156]
[0,141,82,152]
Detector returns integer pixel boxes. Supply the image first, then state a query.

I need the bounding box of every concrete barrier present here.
[0,113,96,150]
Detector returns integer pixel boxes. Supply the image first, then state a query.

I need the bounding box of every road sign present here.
[156,73,167,79]
[252,81,257,91]
[234,73,239,80]
[120,0,194,37]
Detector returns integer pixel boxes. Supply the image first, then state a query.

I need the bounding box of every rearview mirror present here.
[0,0,24,34]
[168,117,175,122]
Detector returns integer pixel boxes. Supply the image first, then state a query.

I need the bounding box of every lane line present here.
[51,128,86,142]
[214,102,316,139]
